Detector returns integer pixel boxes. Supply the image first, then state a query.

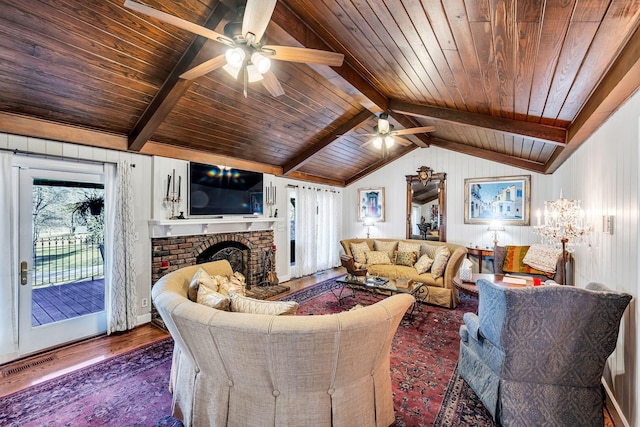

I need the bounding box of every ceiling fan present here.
[123,0,344,98]
[357,113,435,150]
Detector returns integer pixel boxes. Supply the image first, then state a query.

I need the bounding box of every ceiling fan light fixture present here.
[225,47,246,68]
[378,114,390,134]
[372,137,383,149]
[251,52,271,74]
[246,64,264,82]
[223,63,241,80]
[384,136,394,148]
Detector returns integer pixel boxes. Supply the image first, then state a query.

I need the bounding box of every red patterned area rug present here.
[0,278,494,426]
[0,338,175,427]
[283,279,495,426]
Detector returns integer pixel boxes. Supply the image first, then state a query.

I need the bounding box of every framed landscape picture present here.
[358,187,385,222]
[464,175,530,225]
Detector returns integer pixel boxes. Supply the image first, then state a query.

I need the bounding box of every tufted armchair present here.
[458,279,631,426]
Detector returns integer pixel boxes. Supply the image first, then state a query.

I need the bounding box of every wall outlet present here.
[141,298,148,308]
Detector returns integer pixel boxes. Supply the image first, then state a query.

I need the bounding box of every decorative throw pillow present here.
[430,246,451,279]
[374,240,398,260]
[394,250,417,267]
[228,271,247,296]
[365,250,392,265]
[350,241,371,265]
[398,241,422,255]
[188,267,218,301]
[196,285,231,311]
[522,244,562,273]
[229,294,299,315]
[503,246,554,278]
[216,275,245,296]
[421,243,438,260]
[414,254,434,274]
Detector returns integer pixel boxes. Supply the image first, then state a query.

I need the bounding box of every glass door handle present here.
[20,261,28,285]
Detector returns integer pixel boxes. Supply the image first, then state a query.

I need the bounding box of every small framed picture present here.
[358,187,385,222]
[464,175,530,225]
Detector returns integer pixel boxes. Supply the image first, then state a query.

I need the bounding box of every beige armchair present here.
[152,260,414,426]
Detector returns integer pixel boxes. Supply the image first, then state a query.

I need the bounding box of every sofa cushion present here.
[398,241,422,254]
[365,250,392,265]
[502,246,554,278]
[229,294,299,315]
[414,254,434,274]
[522,244,562,273]
[394,250,417,267]
[430,246,451,279]
[196,285,231,311]
[374,240,398,260]
[188,267,218,301]
[216,275,246,296]
[350,241,371,265]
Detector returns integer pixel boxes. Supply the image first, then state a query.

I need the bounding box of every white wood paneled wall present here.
[553,90,640,426]
[343,147,554,249]
[0,133,153,322]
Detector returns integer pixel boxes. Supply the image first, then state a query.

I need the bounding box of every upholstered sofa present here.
[152,260,415,427]
[340,238,467,308]
[458,279,632,426]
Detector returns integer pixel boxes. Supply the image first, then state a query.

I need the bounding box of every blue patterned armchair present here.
[458,279,631,426]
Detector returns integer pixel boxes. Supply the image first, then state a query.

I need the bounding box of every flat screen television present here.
[188,162,263,216]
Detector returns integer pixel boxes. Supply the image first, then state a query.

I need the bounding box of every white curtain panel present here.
[294,186,318,277]
[105,160,137,334]
[0,152,17,358]
[317,190,342,270]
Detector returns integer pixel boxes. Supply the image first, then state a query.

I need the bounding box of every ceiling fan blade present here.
[394,126,436,136]
[124,0,232,44]
[263,45,344,66]
[242,0,277,43]
[261,71,285,97]
[395,136,413,146]
[179,54,227,80]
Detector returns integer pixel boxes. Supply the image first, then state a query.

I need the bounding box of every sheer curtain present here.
[294,186,318,277]
[105,160,137,334]
[317,189,342,270]
[294,186,342,277]
[0,152,16,359]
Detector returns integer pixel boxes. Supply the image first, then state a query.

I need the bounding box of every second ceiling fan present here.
[358,113,435,150]
[124,0,344,97]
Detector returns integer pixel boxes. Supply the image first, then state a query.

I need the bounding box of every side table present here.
[465,247,494,273]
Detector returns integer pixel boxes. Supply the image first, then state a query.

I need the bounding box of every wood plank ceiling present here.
[0,0,639,187]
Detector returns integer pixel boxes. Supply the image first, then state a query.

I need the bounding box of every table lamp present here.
[487,221,505,246]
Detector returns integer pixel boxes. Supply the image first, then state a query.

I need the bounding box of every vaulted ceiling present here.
[1,0,639,187]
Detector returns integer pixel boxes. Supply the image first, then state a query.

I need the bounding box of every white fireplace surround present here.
[149,217,283,238]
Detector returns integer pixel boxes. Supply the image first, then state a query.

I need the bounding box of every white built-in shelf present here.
[148,217,284,238]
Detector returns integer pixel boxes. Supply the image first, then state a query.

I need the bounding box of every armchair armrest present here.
[463,312,481,340]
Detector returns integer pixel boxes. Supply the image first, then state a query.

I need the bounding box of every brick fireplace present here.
[151,230,275,286]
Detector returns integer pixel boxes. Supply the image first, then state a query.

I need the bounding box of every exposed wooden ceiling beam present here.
[427,136,547,174]
[283,109,372,174]
[272,1,388,111]
[389,99,568,146]
[127,2,230,151]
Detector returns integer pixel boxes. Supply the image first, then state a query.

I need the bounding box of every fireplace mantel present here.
[148,217,283,238]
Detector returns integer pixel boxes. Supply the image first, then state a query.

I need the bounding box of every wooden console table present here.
[466,247,494,273]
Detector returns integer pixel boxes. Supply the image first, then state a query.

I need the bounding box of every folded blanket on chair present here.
[522,244,562,273]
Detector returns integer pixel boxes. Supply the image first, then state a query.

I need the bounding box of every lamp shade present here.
[487,221,505,232]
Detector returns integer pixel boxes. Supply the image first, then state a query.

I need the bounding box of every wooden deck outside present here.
[32,279,105,326]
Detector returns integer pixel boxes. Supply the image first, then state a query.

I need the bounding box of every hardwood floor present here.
[0,266,617,426]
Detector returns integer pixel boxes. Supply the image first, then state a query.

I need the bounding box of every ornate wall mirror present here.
[406,166,446,241]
